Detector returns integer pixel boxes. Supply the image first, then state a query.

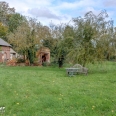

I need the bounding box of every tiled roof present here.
[0,38,11,47]
[10,48,16,53]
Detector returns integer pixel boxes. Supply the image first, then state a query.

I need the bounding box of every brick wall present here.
[0,46,10,62]
[0,53,2,62]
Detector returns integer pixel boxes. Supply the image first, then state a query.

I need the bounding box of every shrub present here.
[42,61,50,66]
[17,58,25,63]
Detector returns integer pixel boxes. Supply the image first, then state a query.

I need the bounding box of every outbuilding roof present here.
[0,38,11,47]
[10,48,16,54]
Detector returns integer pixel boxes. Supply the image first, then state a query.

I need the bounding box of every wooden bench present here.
[66,64,88,76]
[65,68,79,76]
[72,64,88,75]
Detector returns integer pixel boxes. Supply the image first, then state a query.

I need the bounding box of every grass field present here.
[0,62,116,116]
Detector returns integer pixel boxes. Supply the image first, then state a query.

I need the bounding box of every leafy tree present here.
[49,24,65,63]
[67,10,114,66]
[7,18,50,65]
[8,13,26,32]
[60,25,74,55]
[0,22,8,38]
[0,1,15,25]
[7,21,30,55]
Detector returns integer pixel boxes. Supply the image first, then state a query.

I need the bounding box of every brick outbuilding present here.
[0,38,11,62]
[36,47,50,65]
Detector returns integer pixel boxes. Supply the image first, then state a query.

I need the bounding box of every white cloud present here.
[104,0,116,7]
[28,7,62,19]
[2,0,116,26]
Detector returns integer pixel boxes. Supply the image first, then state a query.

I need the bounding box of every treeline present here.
[0,1,116,66]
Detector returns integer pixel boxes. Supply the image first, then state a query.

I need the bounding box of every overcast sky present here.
[2,0,116,26]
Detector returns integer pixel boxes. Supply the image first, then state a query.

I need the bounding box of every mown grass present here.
[0,61,116,116]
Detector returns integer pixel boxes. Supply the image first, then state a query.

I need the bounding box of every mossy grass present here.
[0,61,116,116]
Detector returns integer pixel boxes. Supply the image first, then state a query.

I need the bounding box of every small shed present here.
[0,38,18,63]
[0,38,11,62]
[37,47,50,65]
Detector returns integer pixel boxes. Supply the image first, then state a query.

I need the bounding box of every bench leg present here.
[68,72,74,77]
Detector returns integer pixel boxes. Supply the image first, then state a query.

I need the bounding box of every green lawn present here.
[0,62,116,116]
